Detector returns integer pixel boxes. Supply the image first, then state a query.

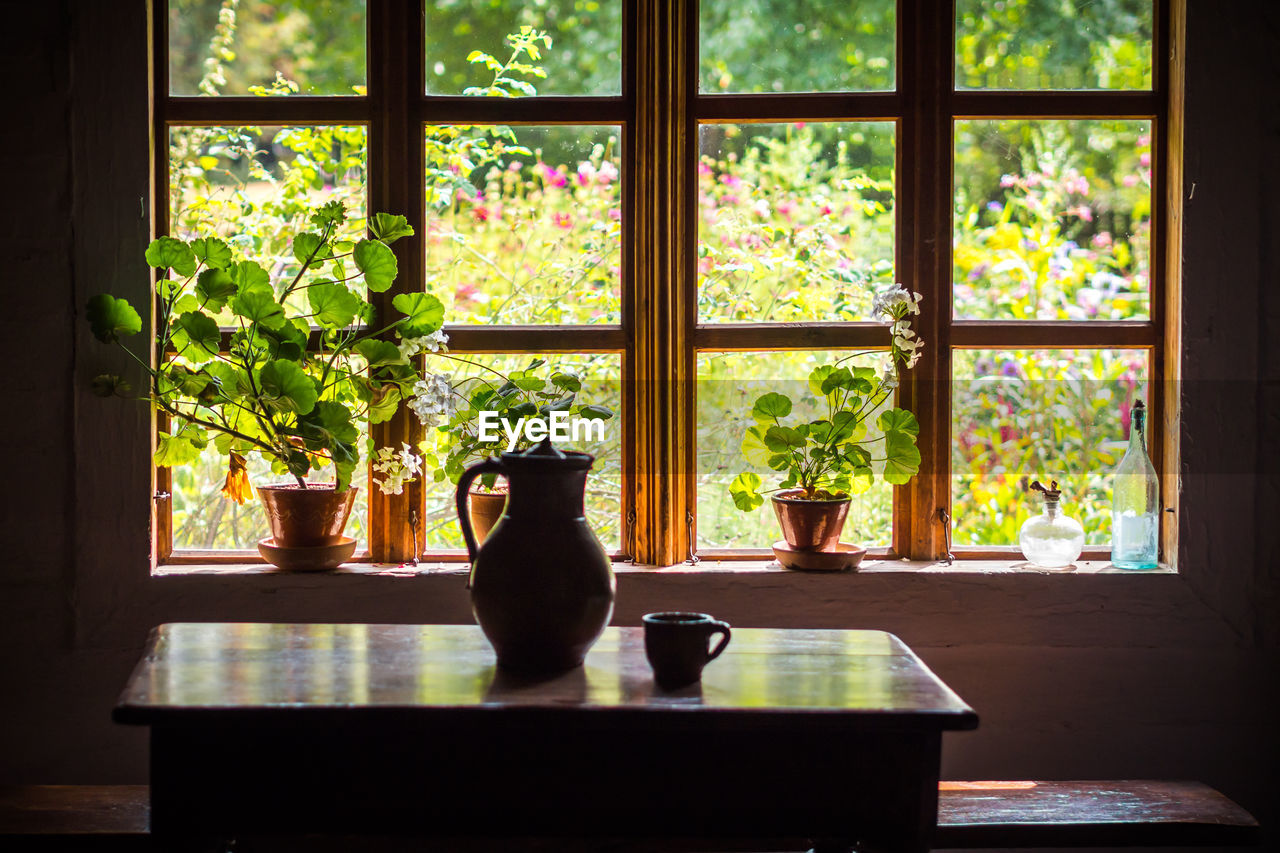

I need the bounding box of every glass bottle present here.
[1111,399,1160,569]
[1019,479,1085,569]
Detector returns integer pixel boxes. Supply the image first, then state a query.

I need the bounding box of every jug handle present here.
[456,457,507,565]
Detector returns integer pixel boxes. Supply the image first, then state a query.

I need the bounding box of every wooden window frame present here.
[153,0,1181,568]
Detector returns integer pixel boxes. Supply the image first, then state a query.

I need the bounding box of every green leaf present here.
[258,359,319,415]
[154,429,205,468]
[366,384,402,424]
[741,424,771,467]
[807,365,835,397]
[145,237,196,277]
[89,373,130,397]
[751,392,792,422]
[578,405,613,420]
[86,294,142,343]
[877,408,920,436]
[392,292,445,336]
[292,232,333,265]
[171,312,221,364]
[820,367,855,395]
[728,471,764,512]
[194,268,237,312]
[231,289,286,330]
[370,213,414,244]
[355,339,405,368]
[310,200,347,230]
[229,260,270,294]
[846,465,875,494]
[354,239,398,292]
[307,282,360,328]
[510,369,545,391]
[764,425,806,452]
[551,372,582,393]
[298,400,359,447]
[190,237,232,270]
[883,432,921,485]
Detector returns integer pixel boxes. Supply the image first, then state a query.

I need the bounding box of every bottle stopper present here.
[1029,480,1061,500]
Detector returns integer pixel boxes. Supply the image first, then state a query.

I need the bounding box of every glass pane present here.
[425,1,621,96]
[954,120,1151,321]
[169,0,366,96]
[416,353,623,551]
[172,423,369,551]
[951,349,1148,547]
[700,0,895,93]
[424,125,621,325]
[956,0,1152,90]
[698,122,895,323]
[697,350,895,551]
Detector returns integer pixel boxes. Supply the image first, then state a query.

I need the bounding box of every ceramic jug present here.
[455,438,616,672]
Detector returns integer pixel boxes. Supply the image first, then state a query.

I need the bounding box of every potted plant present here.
[728,285,925,567]
[371,353,615,544]
[87,200,443,568]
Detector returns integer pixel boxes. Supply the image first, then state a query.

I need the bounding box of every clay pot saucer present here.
[258,536,357,572]
[771,540,866,572]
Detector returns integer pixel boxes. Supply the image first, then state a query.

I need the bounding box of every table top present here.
[114,623,977,731]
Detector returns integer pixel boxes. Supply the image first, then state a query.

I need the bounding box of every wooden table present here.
[114,623,977,852]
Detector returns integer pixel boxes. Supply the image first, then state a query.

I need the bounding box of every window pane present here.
[954,120,1151,321]
[169,0,366,96]
[698,122,895,324]
[418,353,623,551]
[956,0,1152,90]
[951,349,1148,547]
[696,350,894,551]
[700,0,895,93]
[425,1,621,96]
[172,424,370,551]
[425,125,621,326]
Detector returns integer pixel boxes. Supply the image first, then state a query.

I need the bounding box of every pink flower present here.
[575,163,595,186]
[1091,232,1112,249]
[777,200,796,220]
[820,204,833,216]
[1122,174,1140,187]
[473,205,491,222]
[698,162,713,176]
[1000,174,1018,188]
[607,207,621,221]
[1139,152,1151,167]
[596,161,619,185]
[536,161,567,188]
[1069,205,1094,222]
[720,174,742,189]
[554,212,573,229]
[455,283,478,303]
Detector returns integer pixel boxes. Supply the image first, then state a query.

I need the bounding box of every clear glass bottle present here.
[1111,399,1159,569]
[1019,479,1085,569]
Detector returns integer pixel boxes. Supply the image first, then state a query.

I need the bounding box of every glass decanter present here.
[1019,480,1084,570]
[1111,399,1160,569]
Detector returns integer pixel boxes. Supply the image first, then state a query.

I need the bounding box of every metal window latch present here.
[936,507,955,566]
[685,510,700,565]
[407,507,422,568]
[624,505,637,562]
[153,491,170,501]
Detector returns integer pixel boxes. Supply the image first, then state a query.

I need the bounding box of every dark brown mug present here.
[643,612,732,689]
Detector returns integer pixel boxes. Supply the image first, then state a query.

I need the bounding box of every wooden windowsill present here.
[153,558,1175,578]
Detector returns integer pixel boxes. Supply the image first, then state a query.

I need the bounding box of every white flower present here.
[873,284,922,319]
[372,444,424,495]
[398,329,451,359]
[881,367,899,390]
[409,373,457,427]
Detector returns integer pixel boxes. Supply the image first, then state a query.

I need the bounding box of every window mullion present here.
[367,0,421,563]
[632,0,696,566]
[895,0,954,561]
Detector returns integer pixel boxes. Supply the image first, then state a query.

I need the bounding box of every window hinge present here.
[407,509,420,567]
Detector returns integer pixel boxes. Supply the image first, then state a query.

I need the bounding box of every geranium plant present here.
[728,285,925,510]
[369,348,615,495]
[87,200,442,500]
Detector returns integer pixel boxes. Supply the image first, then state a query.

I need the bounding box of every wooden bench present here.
[1,781,1261,850]
[934,780,1260,848]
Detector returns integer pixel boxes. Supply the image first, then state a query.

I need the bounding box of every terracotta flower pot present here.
[258,484,357,548]
[468,487,508,544]
[771,491,851,551]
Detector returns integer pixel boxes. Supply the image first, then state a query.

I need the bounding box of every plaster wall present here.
[0,1,1275,851]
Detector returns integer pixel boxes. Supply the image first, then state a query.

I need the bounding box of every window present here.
[155,0,1176,567]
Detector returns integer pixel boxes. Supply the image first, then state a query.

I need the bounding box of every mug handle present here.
[705,620,732,663]
[455,457,507,566]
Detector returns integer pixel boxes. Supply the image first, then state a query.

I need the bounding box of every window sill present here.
[153,557,1174,578]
